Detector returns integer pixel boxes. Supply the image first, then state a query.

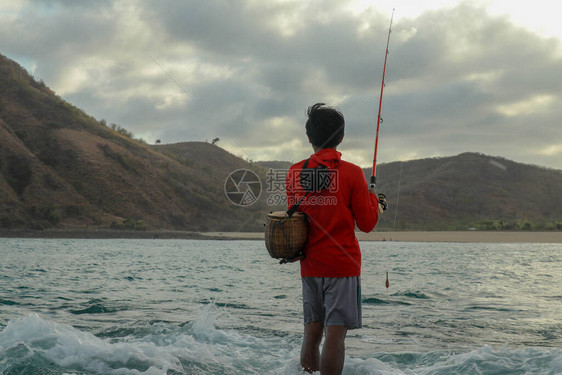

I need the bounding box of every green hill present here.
[0,54,268,232]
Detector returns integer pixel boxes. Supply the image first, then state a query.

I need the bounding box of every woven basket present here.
[264,211,308,260]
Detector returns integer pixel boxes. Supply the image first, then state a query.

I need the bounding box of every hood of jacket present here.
[308,148,341,169]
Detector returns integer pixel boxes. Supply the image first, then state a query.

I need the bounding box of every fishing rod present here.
[370,9,395,192]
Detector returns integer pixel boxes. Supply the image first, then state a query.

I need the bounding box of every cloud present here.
[1,0,561,170]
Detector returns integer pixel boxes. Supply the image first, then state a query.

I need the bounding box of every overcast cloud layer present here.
[1,0,561,170]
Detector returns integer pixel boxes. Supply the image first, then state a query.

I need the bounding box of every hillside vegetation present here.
[370,153,562,230]
[0,54,268,232]
[1,53,560,232]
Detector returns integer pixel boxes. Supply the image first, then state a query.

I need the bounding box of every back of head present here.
[305,103,345,149]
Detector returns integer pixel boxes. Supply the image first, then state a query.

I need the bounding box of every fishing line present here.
[384,148,403,301]
[392,157,403,236]
[151,56,253,161]
[368,9,396,299]
[385,271,390,302]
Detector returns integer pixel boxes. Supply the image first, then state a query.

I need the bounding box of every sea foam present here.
[0,305,299,374]
[0,313,184,374]
[1,311,561,374]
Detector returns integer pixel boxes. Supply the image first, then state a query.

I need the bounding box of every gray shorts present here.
[302,276,362,329]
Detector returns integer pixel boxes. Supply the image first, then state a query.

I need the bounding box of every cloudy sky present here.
[1,0,561,170]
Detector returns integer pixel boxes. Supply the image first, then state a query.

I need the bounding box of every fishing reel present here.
[369,177,388,213]
[378,193,388,213]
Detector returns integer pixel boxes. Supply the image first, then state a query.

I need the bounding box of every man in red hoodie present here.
[286,103,380,374]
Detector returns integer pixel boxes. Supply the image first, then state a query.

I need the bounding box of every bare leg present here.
[320,325,347,375]
[300,321,323,373]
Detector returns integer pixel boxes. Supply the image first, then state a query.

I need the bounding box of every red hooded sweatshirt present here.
[286,149,379,278]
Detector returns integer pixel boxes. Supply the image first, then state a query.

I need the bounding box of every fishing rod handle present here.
[369,176,376,190]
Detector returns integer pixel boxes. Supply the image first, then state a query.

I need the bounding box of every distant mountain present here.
[0,53,268,231]
[368,153,562,230]
[260,152,562,230]
[1,53,560,232]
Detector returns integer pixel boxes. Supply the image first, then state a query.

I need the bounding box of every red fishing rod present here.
[370,9,395,193]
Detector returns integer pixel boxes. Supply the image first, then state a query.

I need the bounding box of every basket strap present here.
[287,159,311,218]
[287,192,310,218]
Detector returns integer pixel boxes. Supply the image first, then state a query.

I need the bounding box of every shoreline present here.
[203,230,562,243]
[1,229,561,243]
[0,229,208,240]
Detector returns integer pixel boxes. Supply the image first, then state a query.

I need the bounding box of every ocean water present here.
[0,238,560,375]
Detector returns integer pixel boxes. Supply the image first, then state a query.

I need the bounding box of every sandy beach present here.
[1,229,561,243]
[202,231,562,243]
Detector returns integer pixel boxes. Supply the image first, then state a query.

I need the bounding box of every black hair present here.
[305,103,345,149]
